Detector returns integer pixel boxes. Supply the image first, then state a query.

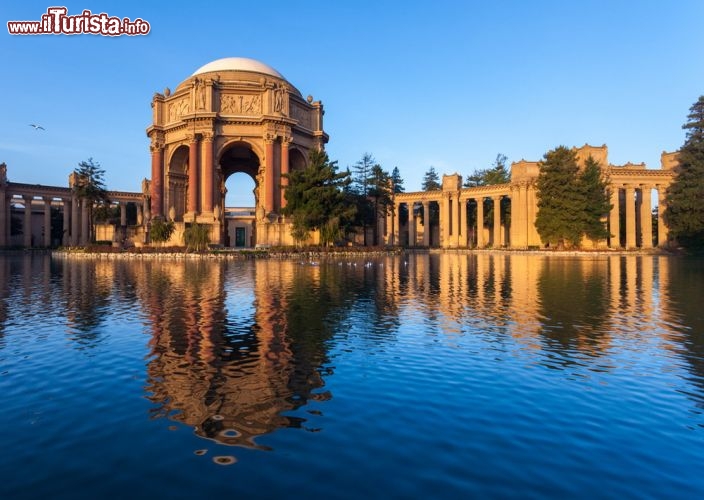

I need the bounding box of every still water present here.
[1,252,703,498]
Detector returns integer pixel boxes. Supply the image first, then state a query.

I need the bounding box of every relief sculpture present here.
[168,98,190,122]
[220,94,262,115]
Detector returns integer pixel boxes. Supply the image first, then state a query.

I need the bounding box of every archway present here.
[218,142,260,247]
[289,148,306,172]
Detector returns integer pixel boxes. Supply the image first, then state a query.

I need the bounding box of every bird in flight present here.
[29,124,45,130]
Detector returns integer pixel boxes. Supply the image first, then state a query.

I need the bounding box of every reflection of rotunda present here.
[146,57,328,246]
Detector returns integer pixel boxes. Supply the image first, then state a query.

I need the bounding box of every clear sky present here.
[2,1,703,206]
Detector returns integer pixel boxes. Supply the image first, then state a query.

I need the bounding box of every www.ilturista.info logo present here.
[7,7,150,36]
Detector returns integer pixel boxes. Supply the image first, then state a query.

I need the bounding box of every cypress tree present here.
[665,95,704,248]
[535,146,584,248]
[579,156,611,243]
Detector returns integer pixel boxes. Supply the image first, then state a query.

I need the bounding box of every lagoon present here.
[1,252,703,498]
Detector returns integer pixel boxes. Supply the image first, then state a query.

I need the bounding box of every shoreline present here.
[0,245,681,260]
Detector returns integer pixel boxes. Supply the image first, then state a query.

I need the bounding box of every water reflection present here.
[2,251,704,445]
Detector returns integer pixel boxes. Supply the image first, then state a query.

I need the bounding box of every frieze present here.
[220,93,262,115]
[168,98,190,123]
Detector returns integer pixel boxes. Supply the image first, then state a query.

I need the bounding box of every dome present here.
[191,57,285,80]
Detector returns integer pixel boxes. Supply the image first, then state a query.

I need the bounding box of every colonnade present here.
[0,166,146,248]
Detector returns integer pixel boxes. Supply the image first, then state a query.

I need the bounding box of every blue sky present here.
[2,1,703,206]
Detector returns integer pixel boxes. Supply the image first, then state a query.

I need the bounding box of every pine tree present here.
[665,95,704,248]
[368,164,392,245]
[72,158,109,243]
[422,166,441,191]
[535,146,584,249]
[391,166,404,194]
[282,149,355,245]
[579,156,611,243]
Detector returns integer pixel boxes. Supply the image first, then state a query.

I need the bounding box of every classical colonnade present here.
[0,164,147,247]
[380,147,676,249]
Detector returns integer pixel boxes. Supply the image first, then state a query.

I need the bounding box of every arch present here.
[166,145,188,221]
[289,147,307,172]
[217,142,262,248]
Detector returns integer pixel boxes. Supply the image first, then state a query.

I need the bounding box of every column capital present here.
[202,132,214,142]
[43,196,53,203]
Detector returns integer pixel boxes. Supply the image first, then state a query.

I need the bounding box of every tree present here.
[579,156,611,244]
[665,95,704,248]
[391,166,404,194]
[183,223,210,252]
[422,166,441,191]
[282,149,355,245]
[150,218,175,245]
[464,153,510,187]
[535,146,584,249]
[368,164,393,245]
[72,158,109,243]
[351,153,378,245]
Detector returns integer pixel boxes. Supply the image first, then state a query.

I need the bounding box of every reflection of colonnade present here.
[384,145,676,249]
[0,163,147,248]
[394,252,674,359]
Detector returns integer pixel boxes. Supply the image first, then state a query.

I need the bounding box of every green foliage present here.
[665,95,704,248]
[72,158,109,243]
[464,153,510,187]
[150,218,175,244]
[536,148,611,248]
[422,166,441,191]
[283,149,355,245]
[183,223,211,252]
[535,146,585,248]
[391,166,405,194]
[579,156,611,242]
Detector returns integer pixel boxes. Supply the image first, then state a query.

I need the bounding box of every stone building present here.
[146,57,328,247]
[0,58,679,250]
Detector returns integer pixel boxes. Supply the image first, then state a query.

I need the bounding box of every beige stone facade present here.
[388,144,676,249]
[146,57,328,247]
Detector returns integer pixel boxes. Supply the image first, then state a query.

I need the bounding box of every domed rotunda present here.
[146,57,328,247]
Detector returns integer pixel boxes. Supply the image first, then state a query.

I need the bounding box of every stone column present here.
[264,139,275,214]
[440,194,448,247]
[657,188,668,247]
[476,197,485,248]
[394,201,401,246]
[202,134,214,213]
[188,135,199,214]
[493,196,502,247]
[451,195,459,247]
[0,193,6,247]
[23,195,33,247]
[43,197,52,247]
[459,198,468,247]
[408,205,416,246]
[81,200,89,245]
[280,138,290,210]
[150,144,164,218]
[422,201,430,247]
[609,187,621,248]
[120,202,127,226]
[625,185,636,249]
[71,196,79,246]
[640,186,653,248]
[62,198,70,246]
